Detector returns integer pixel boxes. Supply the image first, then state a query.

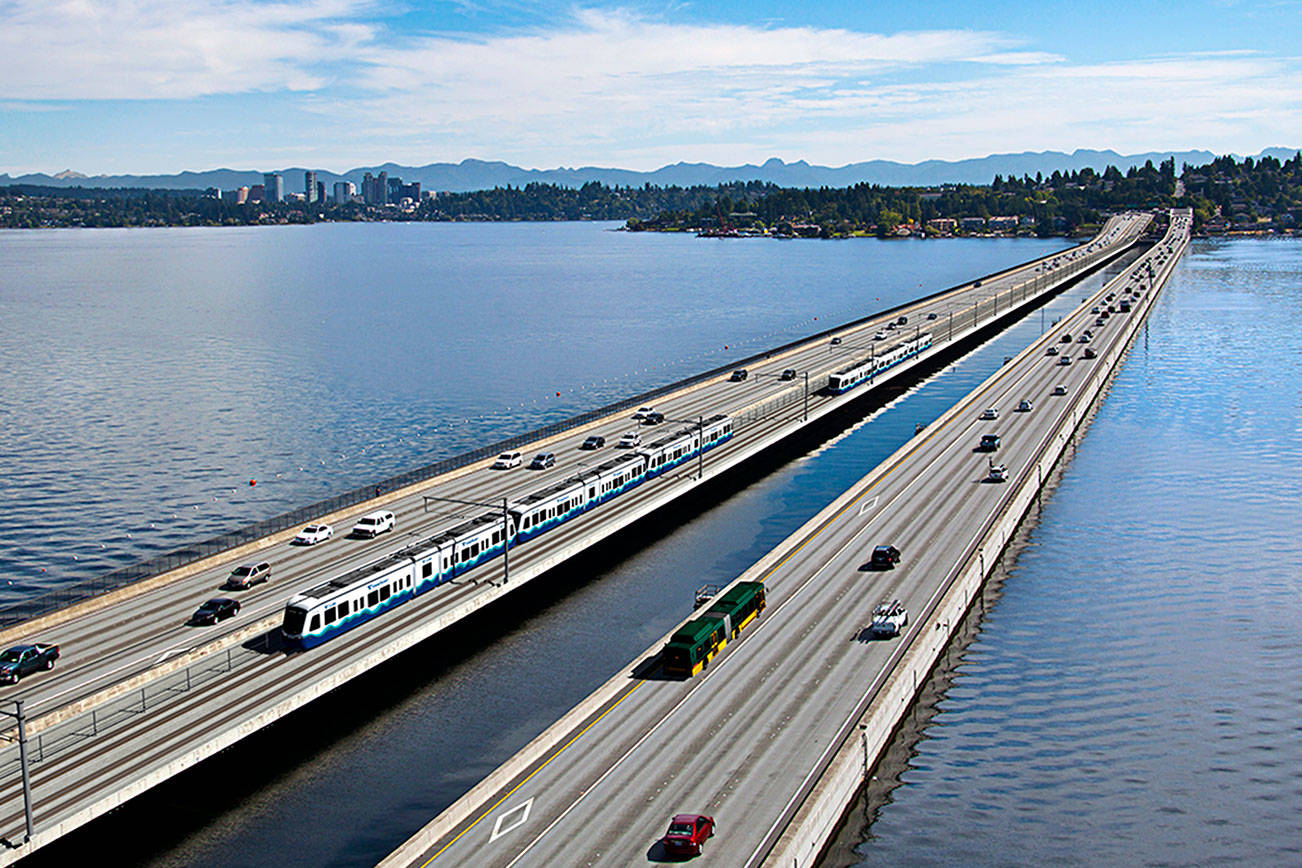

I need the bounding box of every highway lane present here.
[0,215,1146,732]
[391,213,1186,867]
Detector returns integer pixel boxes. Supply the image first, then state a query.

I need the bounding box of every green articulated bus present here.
[661,581,767,678]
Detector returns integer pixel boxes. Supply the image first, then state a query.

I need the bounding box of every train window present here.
[422,563,433,579]
[380,585,390,601]
[310,615,320,631]
[325,606,337,623]
[367,591,379,606]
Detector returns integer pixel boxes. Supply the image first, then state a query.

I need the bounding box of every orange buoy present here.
[249,479,257,486]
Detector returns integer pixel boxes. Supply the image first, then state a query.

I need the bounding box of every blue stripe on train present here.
[289,587,415,649]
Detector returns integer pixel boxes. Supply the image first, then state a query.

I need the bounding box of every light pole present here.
[0,700,34,843]
[423,493,512,585]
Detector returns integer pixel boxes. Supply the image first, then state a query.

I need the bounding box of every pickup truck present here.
[0,643,60,684]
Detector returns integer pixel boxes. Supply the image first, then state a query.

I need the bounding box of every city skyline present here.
[1,1,1300,175]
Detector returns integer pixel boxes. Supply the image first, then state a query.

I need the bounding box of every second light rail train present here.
[827,332,933,394]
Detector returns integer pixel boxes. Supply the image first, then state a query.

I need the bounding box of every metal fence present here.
[0,241,1104,629]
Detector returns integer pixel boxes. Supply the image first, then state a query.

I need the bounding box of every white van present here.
[351,511,395,538]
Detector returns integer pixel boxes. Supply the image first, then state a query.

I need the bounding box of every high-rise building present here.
[249,184,264,202]
[304,171,318,203]
[263,172,283,203]
[235,186,250,204]
[316,180,326,205]
[333,181,355,205]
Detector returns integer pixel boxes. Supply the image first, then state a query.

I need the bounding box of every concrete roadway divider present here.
[762,219,1187,868]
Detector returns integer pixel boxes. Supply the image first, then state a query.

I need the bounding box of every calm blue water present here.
[0,224,1066,600]
[829,238,1302,866]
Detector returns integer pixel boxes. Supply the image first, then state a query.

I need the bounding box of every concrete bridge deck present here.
[379,210,1189,868]
[0,215,1151,862]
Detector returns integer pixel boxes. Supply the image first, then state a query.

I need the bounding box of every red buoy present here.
[249,479,257,486]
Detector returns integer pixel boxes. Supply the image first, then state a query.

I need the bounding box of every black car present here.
[830,336,842,345]
[730,369,748,382]
[191,598,240,626]
[978,434,1001,452]
[642,411,665,425]
[780,369,798,381]
[927,312,938,320]
[580,435,606,450]
[869,545,901,569]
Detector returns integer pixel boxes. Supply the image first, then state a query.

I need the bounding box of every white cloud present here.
[1,4,1297,170]
[324,13,1300,167]
[0,0,378,100]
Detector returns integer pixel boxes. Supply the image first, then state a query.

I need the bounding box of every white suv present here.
[351,511,395,538]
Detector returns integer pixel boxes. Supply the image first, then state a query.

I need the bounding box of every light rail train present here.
[282,414,735,648]
[827,332,933,394]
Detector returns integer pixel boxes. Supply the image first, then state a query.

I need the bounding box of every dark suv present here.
[869,545,901,569]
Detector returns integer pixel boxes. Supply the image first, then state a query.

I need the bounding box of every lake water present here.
[0,223,1065,601]
[14,228,1296,868]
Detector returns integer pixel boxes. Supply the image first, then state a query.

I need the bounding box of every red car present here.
[660,813,714,856]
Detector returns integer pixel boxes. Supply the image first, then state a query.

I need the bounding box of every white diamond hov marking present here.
[858,495,880,516]
[490,797,534,843]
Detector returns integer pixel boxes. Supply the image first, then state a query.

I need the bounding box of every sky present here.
[1,0,1300,175]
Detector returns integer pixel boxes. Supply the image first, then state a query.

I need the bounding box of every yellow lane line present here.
[421,680,645,865]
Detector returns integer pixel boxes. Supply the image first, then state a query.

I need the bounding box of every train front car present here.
[281,551,418,650]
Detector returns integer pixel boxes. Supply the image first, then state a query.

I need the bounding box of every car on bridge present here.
[617,431,641,448]
[927,312,938,320]
[293,524,333,546]
[1083,347,1098,359]
[980,407,999,420]
[492,451,522,469]
[1017,399,1034,412]
[780,369,798,381]
[632,406,655,421]
[580,435,605,450]
[660,813,714,856]
[869,544,901,569]
[190,598,240,626]
[830,336,842,345]
[869,600,908,638]
[874,331,887,340]
[978,434,1000,451]
[0,644,59,684]
[987,462,1009,483]
[529,452,555,470]
[642,411,665,425]
[225,561,271,590]
[729,369,748,382]
[1060,333,1073,343]
[1046,346,1059,356]
[1052,385,1067,395]
[1059,356,1073,366]
[351,510,395,538]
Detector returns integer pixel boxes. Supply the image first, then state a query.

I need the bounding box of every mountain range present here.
[4,148,1298,193]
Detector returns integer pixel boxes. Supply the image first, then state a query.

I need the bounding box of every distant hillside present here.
[5,148,1297,194]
